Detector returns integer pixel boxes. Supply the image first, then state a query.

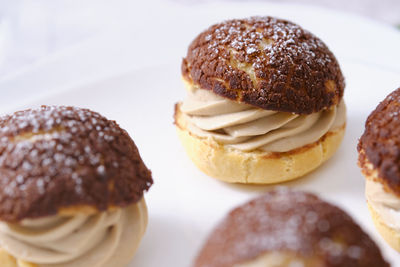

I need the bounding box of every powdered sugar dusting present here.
[201,16,331,75]
[0,106,119,197]
[184,16,344,114]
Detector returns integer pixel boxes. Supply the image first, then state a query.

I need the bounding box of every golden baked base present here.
[0,249,35,267]
[368,202,400,252]
[176,111,345,184]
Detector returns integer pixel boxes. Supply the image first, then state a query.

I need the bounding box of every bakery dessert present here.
[175,16,346,184]
[358,87,400,252]
[0,106,153,267]
[194,188,389,267]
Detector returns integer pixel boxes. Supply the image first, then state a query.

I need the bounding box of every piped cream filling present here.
[179,88,346,152]
[0,199,148,267]
[366,179,400,231]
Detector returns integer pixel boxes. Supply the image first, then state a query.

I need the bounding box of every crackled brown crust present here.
[0,106,153,222]
[358,88,400,196]
[182,16,344,114]
[194,189,388,267]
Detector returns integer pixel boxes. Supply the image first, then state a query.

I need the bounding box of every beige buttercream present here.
[179,88,346,152]
[0,198,148,267]
[366,179,400,231]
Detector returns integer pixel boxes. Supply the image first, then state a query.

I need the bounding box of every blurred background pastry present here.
[358,87,400,253]
[194,188,389,267]
[0,106,153,267]
[175,16,346,184]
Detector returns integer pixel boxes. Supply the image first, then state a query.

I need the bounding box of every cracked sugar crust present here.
[182,16,344,114]
[194,188,388,267]
[358,87,400,196]
[0,106,153,222]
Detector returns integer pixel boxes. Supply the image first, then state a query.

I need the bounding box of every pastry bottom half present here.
[176,120,345,184]
[368,202,400,252]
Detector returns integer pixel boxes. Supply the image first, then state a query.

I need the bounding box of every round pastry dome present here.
[182,16,344,114]
[194,188,389,267]
[358,87,400,194]
[0,105,153,222]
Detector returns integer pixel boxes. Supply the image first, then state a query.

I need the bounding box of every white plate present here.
[2,2,400,266]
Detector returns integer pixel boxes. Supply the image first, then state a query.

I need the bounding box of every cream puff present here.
[358,87,400,252]
[175,16,346,184]
[0,106,153,267]
[194,188,389,267]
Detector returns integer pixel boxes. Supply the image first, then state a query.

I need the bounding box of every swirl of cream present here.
[366,179,400,231]
[0,199,147,267]
[180,88,346,152]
